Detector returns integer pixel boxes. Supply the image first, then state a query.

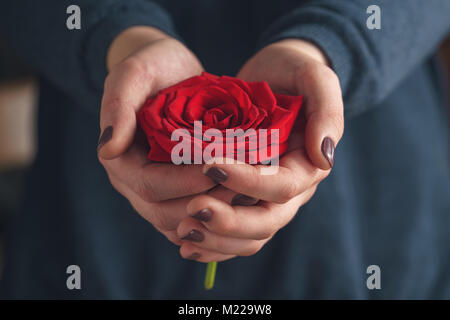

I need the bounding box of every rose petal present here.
[137,72,304,164]
[247,81,277,114]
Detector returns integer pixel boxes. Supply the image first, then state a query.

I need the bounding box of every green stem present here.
[204,261,217,290]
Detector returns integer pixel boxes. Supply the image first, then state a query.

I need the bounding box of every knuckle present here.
[257,213,282,240]
[250,166,263,186]
[176,218,194,239]
[300,62,322,79]
[152,208,177,231]
[215,217,236,235]
[212,236,228,253]
[97,153,108,167]
[239,243,263,257]
[255,227,276,241]
[106,174,123,196]
[320,169,331,180]
[188,194,212,214]
[246,166,263,192]
[304,186,318,204]
[276,181,299,204]
[119,56,147,75]
[295,61,330,83]
[175,220,185,238]
[163,231,182,246]
[322,65,340,84]
[308,166,328,183]
[135,178,159,203]
[132,201,156,223]
[103,72,114,91]
[303,62,339,85]
[102,96,130,120]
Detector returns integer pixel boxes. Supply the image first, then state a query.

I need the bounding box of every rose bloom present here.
[137,72,303,164]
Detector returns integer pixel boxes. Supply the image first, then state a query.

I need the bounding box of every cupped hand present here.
[98,27,215,246]
[178,39,344,262]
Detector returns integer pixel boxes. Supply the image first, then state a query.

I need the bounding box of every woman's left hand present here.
[177,39,344,262]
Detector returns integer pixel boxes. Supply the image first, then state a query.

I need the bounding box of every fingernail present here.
[231,194,259,206]
[97,126,113,151]
[321,137,335,168]
[181,230,204,242]
[191,208,213,222]
[205,167,228,184]
[186,252,201,260]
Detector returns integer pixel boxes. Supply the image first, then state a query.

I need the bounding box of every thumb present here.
[302,69,344,170]
[97,102,137,160]
[97,61,154,160]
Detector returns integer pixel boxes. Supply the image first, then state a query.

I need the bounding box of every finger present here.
[186,189,313,240]
[177,217,268,256]
[202,150,327,204]
[101,138,216,202]
[295,66,344,170]
[98,57,156,160]
[107,172,192,245]
[179,242,236,263]
[207,185,259,207]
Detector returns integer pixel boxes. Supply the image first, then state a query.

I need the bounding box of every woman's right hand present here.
[97,27,216,250]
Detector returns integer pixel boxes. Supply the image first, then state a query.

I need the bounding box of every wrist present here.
[106,26,169,70]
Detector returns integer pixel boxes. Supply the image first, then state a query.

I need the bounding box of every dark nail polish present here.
[97,126,113,151]
[231,194,259,206]
[205,167,228,184]
[187,252,201,260]
[181,229,204,242]
[321,137,335,168]
[191,208,213,222]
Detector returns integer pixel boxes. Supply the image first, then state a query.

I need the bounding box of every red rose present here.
[137,72,302,164]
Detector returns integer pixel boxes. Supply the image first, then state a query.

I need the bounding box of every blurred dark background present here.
[0,35,37,277]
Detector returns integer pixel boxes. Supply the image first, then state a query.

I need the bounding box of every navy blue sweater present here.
[0,0,449,298]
